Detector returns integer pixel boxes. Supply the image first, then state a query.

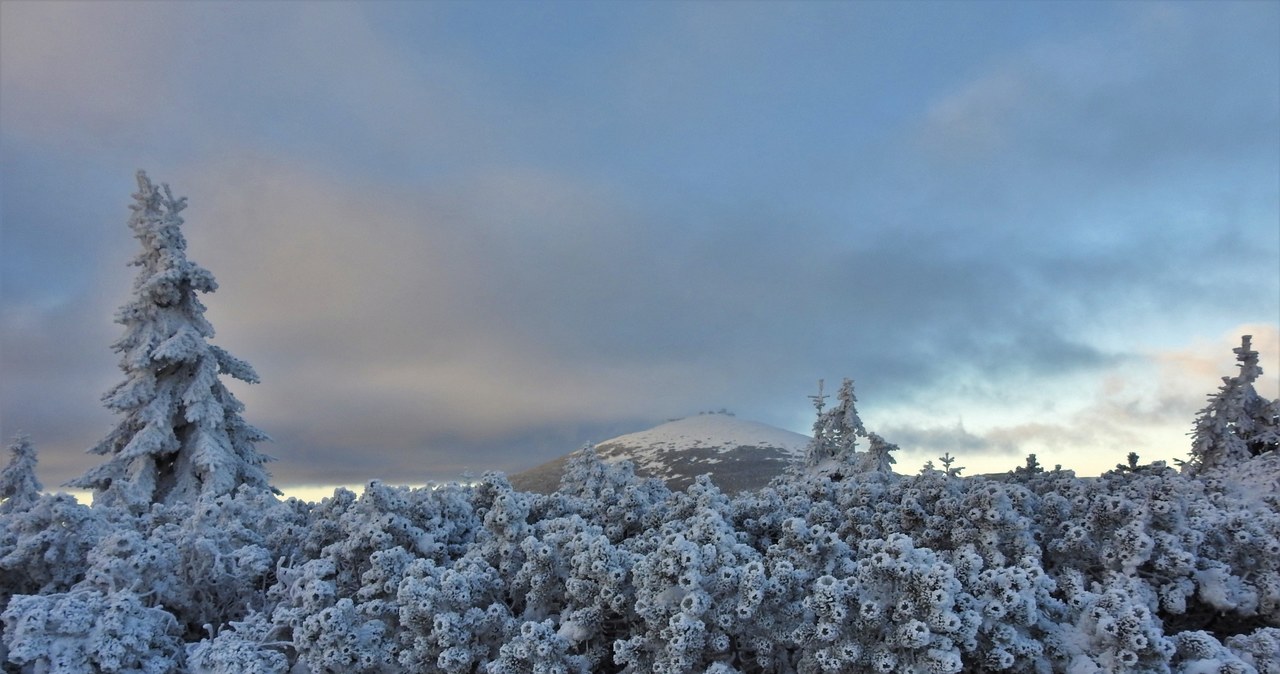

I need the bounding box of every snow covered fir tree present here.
[802,379,898,479]
[67,171,276,508]
[1186,335,1280,476]
[1,173,1279,673]
[0,437,41,516]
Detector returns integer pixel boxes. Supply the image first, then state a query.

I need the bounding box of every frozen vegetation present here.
[1,173,1278,673]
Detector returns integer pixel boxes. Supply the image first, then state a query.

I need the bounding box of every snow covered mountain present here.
[508,413,811,494]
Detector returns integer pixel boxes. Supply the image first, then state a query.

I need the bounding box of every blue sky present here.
[2,1,1278,490]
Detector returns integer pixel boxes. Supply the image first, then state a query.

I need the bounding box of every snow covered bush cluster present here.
[1,172,1278,673]
[6,446,1279,673]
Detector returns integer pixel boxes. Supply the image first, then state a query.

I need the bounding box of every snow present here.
[591,413,809,475]
[599,414,810,457]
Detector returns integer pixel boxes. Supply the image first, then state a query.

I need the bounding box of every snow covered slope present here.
[509,413,811,494]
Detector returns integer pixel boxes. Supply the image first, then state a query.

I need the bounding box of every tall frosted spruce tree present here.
[69,171,276,507]
[1186,334,1280,475]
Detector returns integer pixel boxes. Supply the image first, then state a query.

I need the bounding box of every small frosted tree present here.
[864,431,898,473]
[1011,453,1044,478]
[805,379,832,465]
[0,435,42,514]
[68,171,276,507]
[1186,335,1280,476]
[805,378,866,468]
[938,452,964,478]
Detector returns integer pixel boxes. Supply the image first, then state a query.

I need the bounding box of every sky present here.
[2,1,1278,496]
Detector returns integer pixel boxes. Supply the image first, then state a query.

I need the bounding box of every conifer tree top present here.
[0,435,42,514]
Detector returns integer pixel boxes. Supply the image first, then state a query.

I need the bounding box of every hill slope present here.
[509,413,811,493]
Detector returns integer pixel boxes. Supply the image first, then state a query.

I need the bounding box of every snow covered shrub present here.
[555,446,671,543]
[1225,627,1280,674]
[2,589,183,674]
[618,476,764,673]
[295,481,470,602]
[276,545,427,673]
[0,492,103,611]
[395,555,514,672]
[1051,571,1175,673]
[486,619,588,674]
[471,469,646,670]
[419,482,488,562]
[273,481,501,673]
[510,524,577,624]
[292,596,394,673]
[10,421,1280,674]
[792,467,900,543]
[203,485,310,568]
[954,549,1063,671]
[476,478,539,569]
[81,523,181,599]
[268,556,334,631]
[1170,630,1257,674]
[773,514,855,586]
[1081,465,1280,637]
[72,492,289,641]
[185,611,290,674]
[832,534,972,673]
[895,468,982,555]
[556,528,641,670]
[729,481,810,549]
[948,480,1041,568]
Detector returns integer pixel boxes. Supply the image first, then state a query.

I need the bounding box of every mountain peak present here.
[509,414,811,494]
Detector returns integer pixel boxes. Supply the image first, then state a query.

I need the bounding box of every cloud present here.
[0,291,119,480]
[2,3,1276,489]
[3,153,688,485]
[880,421,1014,455]
[161,143,1137,483]
[915,3,1279,170]
[884,4,1279,386]
[878,325,1280,476]
[919,70,1030,160]
[0,2,492,171]
[1152,324,1280,400]
[0,1,188,148]
[903,2,1278,311]
[156,156,773,478]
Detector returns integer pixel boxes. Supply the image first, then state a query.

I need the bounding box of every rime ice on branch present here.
[68,171,276,507]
